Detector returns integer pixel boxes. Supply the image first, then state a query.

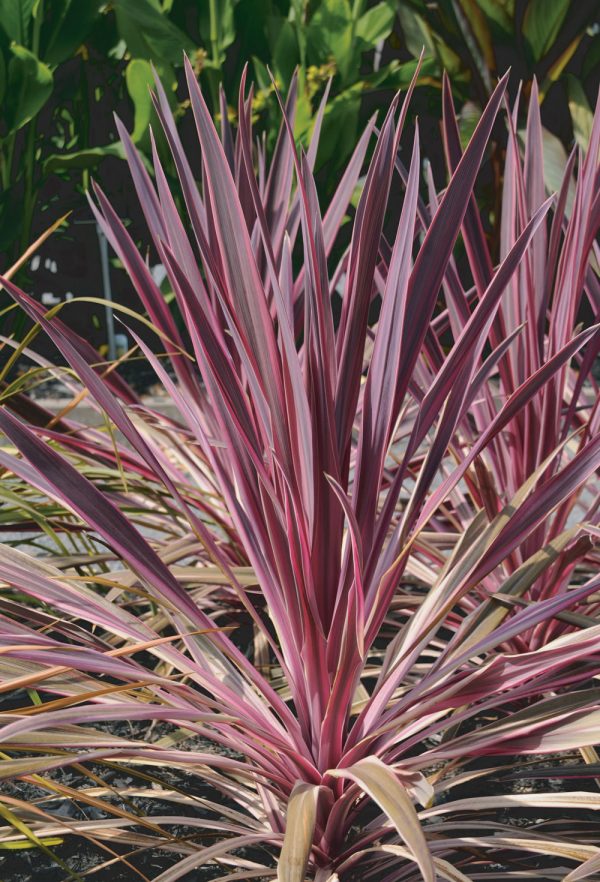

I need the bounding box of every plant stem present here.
[2,134,16,192]
[0,144,8,191]
[79,55,91,193]
[20,120,38,256]
[32,0,43,57]
[18,0,44,256]
[207,0,220,111]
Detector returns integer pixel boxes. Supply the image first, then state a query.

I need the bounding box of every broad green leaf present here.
[432,32,463,75]
[4,43,53,134]
[113,0,194,65]
[356,1,396,47]
[252,55,270,91]
[397,5,437,61]
[42,0,103,65]
[272,19,299,86]
[43,143,154,176]
[294,75,314,145]
[234,0,272,62]
[539,126,567,193]
[307,0,354,82]
[397,5,462,75]
[523,0,569,62]
[536,125,576,216]
[582,30,600,79]
[475,0,514,36]
[318,85,361,167]
[459,101,482,150]
[277,782,320,882]
[125,59,174,156]
[367,55,439,90]
[541,33,583,98]
[0,0,34,44]
[126,58,154,142]
[0,49,5,103]
[44,142,128,172]
[566,75,594,151]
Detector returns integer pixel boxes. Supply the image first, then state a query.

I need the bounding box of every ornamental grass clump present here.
[382,75,600,658]
[0,62,599,880]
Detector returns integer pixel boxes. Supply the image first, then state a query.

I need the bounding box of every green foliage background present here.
[0,0,597,269]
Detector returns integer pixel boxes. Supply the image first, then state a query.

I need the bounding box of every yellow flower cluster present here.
[306,59,336,98]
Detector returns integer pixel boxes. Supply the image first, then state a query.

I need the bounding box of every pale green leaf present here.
[356,1,396,47]
[126,58,154,142]
[567,75,594,151]
[4,43,53,134]
[523,0,569,61]
[277,782,320,882]
[0,0,35,43]
[327,757,435,882]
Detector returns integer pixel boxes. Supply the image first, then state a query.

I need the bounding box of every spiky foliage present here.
[0,65,599,881]
[398,75,600,654]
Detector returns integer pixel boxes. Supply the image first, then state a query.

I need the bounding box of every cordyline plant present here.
[0,60,600,880]
[379,73,600,659]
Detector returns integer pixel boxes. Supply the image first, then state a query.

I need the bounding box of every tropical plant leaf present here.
[4,43,52,134]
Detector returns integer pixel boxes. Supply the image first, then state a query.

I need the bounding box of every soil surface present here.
[0,717,257,882]
[1,715,598,881]
[15,359,174,402]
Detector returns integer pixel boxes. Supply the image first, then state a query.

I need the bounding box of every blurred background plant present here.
[0,0,409,275]
[0,0,597,346]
